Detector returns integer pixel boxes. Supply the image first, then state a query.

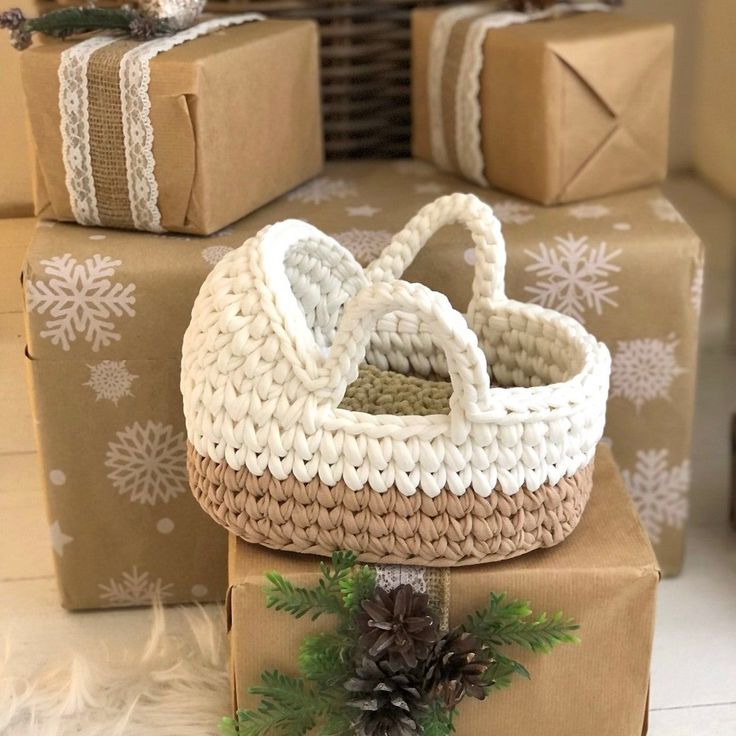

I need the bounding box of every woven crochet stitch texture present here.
[181,193,610,564]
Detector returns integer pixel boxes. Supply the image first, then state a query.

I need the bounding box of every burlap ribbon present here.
[57,13,264,232]
[428,1,613,185]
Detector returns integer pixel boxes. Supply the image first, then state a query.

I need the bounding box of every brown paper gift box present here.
[20,19,323,236]
[22,160,699,609]
[228,445,658,736]
[412,10,674,205]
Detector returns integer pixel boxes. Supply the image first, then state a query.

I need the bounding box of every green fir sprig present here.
[223,553,578,736]
[0,6,173,50]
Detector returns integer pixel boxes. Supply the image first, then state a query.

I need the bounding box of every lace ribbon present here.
[58,14,265,232]
[428,2,613,185]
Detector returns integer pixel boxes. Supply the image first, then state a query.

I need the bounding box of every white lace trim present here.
[58,35,120,226]
[118,13,265,232]
[375,565,427,594]
[56,14,264,232]
[428,3,487,171]
[431,2,613,185]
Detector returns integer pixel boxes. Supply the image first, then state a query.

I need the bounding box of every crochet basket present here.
[181,194,611,565]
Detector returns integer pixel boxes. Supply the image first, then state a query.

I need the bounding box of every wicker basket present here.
[36,0,480,158]
[181,194,611,566]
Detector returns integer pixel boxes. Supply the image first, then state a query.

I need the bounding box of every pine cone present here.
[423,628,491,709]
[128,12,160,39]
[345,657,427,736]
[0,8,25,30]
[356,584,438,670]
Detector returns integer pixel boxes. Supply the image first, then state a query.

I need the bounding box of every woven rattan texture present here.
[187,441,593,565]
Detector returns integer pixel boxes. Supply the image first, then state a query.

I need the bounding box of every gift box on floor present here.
[23,160,700,610]
[20,18,323,235]
[227,445,658,736]
[412,8,674,204]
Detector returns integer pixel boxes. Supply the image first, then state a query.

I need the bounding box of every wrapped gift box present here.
[228,445,658,736]
[23,160,700,609]
[412,9,674,205]
[20,18,323,235]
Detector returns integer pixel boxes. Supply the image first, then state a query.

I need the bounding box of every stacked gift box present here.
[13,0,702,733]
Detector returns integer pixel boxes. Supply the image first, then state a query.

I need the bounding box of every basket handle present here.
[364,193,508,324]
[320,280,490,444]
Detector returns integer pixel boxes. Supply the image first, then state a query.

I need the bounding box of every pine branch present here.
[29,7,171,35]
[315,710,353,736]
[339,563,376,613]
[298,632,354,687]
[482,651,529,691]
[219,716,240,736]
[464,593,579,654]
[419,701,458,736]
[234,671,329,736]
[264,552,358,621]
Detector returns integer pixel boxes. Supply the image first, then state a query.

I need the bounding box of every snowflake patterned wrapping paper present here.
[20,19,323,235]
[412,9,673,205]
[229,445,659,736]
[22,161,700,608]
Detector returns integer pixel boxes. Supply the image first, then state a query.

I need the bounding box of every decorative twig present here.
[0,6,173,50]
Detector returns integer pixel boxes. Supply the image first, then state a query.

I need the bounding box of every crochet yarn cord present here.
[187,440,593,566]
[340,364,452,416]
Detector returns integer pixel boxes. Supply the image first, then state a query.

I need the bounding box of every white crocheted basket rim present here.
[182,194,610,497]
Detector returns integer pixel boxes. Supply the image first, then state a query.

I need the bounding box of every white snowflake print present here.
[25,254,136,352]
[650,197,684,223]
[98,566,174,606]
[332,229,392,267]
[49,521,73,557]
[105,421,188,505]
[622,449,690,544]
[201,245,234,267]
[414,182,447,195]
[567,203,611,220]
[287,177,356,205]
[492,200,534,225]
[691,263,704,315]
[84,360,138,405]
[524,234,622,324]
[346,205,381,217]
[611,335,685,411]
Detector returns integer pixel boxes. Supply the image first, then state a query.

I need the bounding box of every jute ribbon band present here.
[428,1,612,185]
[57,13,264,232]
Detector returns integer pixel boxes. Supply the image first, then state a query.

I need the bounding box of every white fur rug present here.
[0,605,230,736]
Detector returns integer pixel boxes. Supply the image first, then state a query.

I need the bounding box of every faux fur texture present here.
[0,605,230,735]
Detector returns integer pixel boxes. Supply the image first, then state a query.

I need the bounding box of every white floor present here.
[1,175,736,734]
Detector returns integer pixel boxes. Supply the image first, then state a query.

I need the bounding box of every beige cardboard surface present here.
[228,445,658,736]
[20,19,323,235]
[0,0,35,217]
[693,0,736,199]
[412,10,673,205]
[22,160,700,609]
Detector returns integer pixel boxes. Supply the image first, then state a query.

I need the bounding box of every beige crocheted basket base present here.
[188,364,594,565]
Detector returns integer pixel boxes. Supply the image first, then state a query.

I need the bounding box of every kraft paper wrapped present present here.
[412,7,674,205]
[23,160,699,609]
[20,18,323,235]
[228,445,658,736]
